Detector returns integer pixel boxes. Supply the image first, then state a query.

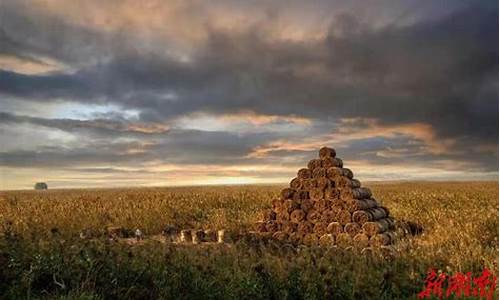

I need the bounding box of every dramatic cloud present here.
[0,0,497,189]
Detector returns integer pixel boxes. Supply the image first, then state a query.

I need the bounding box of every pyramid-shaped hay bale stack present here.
[256,146,397,248]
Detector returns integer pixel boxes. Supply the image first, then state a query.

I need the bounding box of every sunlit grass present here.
[0,182,497,299]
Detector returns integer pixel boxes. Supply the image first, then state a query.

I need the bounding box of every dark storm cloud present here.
[0,0,497,184]
[0,111,170,135]
[0,0,119,65]
[0,122,286,167]
[1,1,496,142]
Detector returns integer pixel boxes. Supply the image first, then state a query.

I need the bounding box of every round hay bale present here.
[308,158,323,170]
[300,198,314,212]
[341,187,372,200]
[369,232,395,247]
[324,188,340,200]
[281,188,295,200]
[379,206,390,216]
[320,209,337,223]
[341,168,354,179]
[262,209,276,221]
[306,209,322,223]
[293,190,309,201]
[290,177,303,189]
[336,178,361,189]
[276,210,290,222]
[297,221,314,235]
[319,234,335,247]
[217,230,229,243]
[265,221,279,233]
[280,221,298,234]
[313,199,329,211]
[352,210,371,225]
[272,198,284,210]
[204,229,217,242]
[313,222,328,235]
[316,177,331,189]
[352,187,372,199]
[362,219,393,236]
[272,231,289,242]
[353,233,370,248]
[255,221,268,232]
[162,226,178,243]
[310,188,324,201]
[34,182,48,190]
[336,232,352,248]
[319,146,336,158]
[312,167,327,178]
[405,220,424,236]
[395,220,411,237]
[298,168,312,179]
[303,178,317,190]
[337,210,352,225]
[302,233,319,246]
[329,204,343,216]
[290,209,306,223]
[326,222,343,236]
[344,222,361,236]
[366,207,388,220]
[322,157,343,168]
[180,230,192,243]
[192,230,205,244]
[346,198,377,213]
[350,178,361,188]
[284,199,300,213]
[288,232,303,245]
[326,167,343,179]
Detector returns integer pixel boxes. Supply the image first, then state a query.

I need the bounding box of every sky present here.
[0,0,498,189]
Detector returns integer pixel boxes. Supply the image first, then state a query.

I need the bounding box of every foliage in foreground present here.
[0,182,498,299]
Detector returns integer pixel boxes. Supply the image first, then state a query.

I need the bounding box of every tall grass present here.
[0,182,498,299]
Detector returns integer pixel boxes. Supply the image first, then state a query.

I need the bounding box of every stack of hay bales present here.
[255,147,397,249]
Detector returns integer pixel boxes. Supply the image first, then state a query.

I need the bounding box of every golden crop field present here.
[0,181,498,299]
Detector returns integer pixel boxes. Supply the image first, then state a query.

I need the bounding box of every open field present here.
[0,181,498,299]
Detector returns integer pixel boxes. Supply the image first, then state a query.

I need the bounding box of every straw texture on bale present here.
[290,178,303,189]
[313,222,328,236]
[353,233,370,248]
[290,209,306,223]
[306,209,322,223]
[344,222,361,236]
[319,146,336,158]
[308,159,322,170]
[297,168,312,179]
[302,233,319,246]
[281,188,295,200]
[310,188,324,200]
[322,157,343,168]
[319,234,335,247]
[300,198,314,212]
[327,222,343,236]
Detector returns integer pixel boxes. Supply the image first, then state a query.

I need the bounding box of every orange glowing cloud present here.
[218,110,311,126]
[0,54,69,75]
[248,118,457,158]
